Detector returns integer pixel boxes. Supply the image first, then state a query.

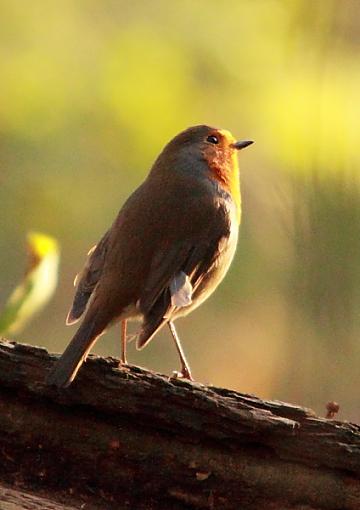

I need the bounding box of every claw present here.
[170,368,193,381]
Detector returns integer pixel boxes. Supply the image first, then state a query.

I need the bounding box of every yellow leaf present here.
[0,232,60,336]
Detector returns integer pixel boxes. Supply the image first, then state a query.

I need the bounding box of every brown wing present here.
[137,203,231,348]
[66,230,110,325]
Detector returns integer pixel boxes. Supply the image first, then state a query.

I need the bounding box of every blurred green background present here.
[1,0,360,420]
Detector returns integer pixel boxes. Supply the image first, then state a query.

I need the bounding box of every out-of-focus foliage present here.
[0,232,59,335]
[1,0,360,419]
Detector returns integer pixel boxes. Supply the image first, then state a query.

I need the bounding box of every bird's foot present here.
[118,359,129,370]
[170,367,194,381]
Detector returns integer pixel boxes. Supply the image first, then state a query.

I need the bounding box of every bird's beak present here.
[231,140,254,150]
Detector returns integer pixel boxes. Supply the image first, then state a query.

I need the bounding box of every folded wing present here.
[66,230,110,325]
[137,204,231,349]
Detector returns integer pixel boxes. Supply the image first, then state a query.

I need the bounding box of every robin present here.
[47,125,253,387]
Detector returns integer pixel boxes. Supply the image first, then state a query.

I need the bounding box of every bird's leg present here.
[168,321,193,381]
[120,319,128,365]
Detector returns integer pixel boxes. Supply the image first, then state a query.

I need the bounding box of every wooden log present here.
[0,339,359,509]
[0,484,80,510]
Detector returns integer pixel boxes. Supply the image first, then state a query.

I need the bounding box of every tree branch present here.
[0,339,359,509]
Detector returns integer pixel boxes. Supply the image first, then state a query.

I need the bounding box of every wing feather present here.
[66,230,110,325]
[137,204,231,349]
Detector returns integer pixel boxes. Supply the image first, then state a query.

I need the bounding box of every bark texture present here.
[0,339,359,510]
[0,485,80,510]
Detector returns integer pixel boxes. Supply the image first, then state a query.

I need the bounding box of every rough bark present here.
[0,484,80,510]
[0,338,359,510]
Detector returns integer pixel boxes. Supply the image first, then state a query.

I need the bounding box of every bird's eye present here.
[206,135,219,145]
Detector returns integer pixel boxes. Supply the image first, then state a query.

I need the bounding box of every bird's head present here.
[153,125,253,220]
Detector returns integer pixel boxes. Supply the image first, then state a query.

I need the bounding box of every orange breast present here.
[208,151,241,223]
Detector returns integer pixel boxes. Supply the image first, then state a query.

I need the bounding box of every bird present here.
[46,125,253,388]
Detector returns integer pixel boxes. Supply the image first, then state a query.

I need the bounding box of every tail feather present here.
[46,319,100,388]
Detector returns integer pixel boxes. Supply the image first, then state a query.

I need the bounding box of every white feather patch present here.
[170,271,193,308]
